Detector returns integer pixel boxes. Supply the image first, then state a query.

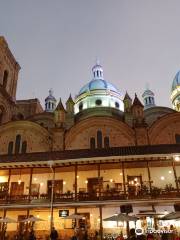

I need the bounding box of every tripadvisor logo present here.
[135,228,143,235]
[135,228,173,235]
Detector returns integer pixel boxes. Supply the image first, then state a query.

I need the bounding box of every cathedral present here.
[0,36,180,239]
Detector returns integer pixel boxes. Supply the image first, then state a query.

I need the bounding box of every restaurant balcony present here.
[0,188,179,206]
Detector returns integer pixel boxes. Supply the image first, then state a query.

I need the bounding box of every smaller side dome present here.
[142,88,155,109]
[45,89,57,112]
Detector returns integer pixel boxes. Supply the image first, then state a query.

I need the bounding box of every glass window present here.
[95,99,102,106]
[97,130,102,148]
[90,137,95,149]
[15,135,21,154]
[8,141,13,155]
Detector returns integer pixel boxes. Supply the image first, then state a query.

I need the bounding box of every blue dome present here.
[172,71,180,91]
[45,95,56,101]
[78,79,119,95]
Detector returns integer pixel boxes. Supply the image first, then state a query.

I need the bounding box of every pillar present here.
[28,168,33,202]
[172,160,179,192]
[7,169,11,201]
[75,163,78,201]
[122,162,126,196]
[99,206,103,240]
[147,161,152,194]
[50,167,55,231]
[98,164,101,200]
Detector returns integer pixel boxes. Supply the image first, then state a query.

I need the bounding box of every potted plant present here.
[165,183,175,193]
[151,186,161,198]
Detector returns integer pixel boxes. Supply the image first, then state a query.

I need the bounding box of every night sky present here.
[1,0,180,108]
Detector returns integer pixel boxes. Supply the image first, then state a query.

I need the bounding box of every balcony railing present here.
[0,188,179,205]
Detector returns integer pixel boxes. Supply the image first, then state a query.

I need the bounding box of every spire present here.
[66,94,74,113]
[56,98,66,111]
[133,93,144,107]
[92,59,104,80]
[123,91,132,101]
[66,94,74,104]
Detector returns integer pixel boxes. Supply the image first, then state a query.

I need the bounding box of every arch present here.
[2,70,8,88]
[149,112,180,144]
[17,113,24,120]
[0,120,51,154]
[65,116,135,149]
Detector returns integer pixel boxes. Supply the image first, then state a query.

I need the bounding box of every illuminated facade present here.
[171,71,180,111]
[0,36,180,239]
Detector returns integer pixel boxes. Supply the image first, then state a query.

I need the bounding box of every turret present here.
[132,93,145,126]
[92,59,104,80]
[65,94,75,129]
[45,89,56,112]
[123,92,132,113]
[142,88,155,109]
[66,94,74,114]
[54,98,66,127]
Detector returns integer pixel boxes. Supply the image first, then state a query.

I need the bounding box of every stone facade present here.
[0,36,180,155]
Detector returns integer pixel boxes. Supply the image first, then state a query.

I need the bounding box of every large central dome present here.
[79,79,119,95]
[74,62,124,114]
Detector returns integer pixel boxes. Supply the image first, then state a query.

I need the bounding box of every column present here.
[122,162,126,196]
[28,168,33,202]
[99,206,103,240]
[6,169,11,201]
[98,164,101,200]
[147,161,152,194]
[172,160,179,192]
[50,167,55,231]
[75,163,78,201]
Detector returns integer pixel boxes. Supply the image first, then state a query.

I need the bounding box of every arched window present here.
[115,102,119,108]
[104,137,110,148]
[21,141,27,154]
[175,134,180,144]
[3,70,8,88]
[149,97,151,104]
[8,141,13,155]
[15,134,21,154]
[79,103,83,111]
[17,113,24,120]
[90,137,95,150]
[97,130,102,149]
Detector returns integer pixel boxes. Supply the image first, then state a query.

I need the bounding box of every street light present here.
[48,160,55,232]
